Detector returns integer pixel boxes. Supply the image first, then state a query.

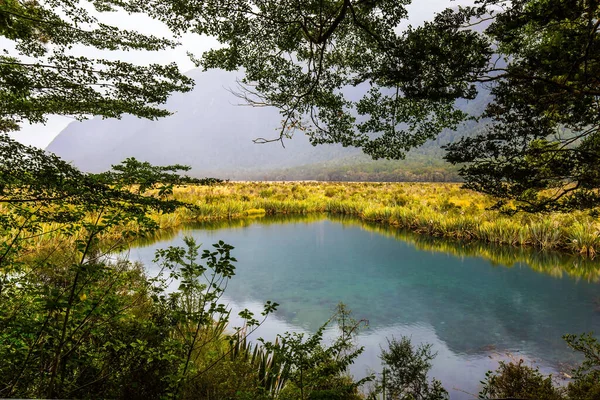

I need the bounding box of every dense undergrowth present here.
[3,230,599,400]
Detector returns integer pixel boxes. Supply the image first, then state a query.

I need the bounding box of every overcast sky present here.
[7,0,471,149]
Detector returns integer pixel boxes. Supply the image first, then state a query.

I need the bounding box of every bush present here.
[378,337,448,400]
[565,334,600,400]
[478,359,565,400]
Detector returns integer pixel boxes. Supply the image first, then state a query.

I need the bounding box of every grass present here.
[161,181,600,257]
[10,182,600,265]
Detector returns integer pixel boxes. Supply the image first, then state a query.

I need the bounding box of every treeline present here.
[253,160,462,183]
[262,167,460,183]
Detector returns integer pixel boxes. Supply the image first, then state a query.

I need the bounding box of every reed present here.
[13,182,600,258]
[165,182,600,257]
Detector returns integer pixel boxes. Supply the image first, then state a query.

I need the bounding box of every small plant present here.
[153,237,278,397]
[376,336,448,400]
[478,359,565,400]
[260,303,371,400]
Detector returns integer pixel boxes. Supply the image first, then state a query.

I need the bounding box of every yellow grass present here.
[161,182,600,256]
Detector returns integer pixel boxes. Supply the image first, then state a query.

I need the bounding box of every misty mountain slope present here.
[47,69,360,174]
[47,68,491,179]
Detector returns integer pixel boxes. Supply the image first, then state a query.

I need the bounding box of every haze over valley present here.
[47,69,488,181]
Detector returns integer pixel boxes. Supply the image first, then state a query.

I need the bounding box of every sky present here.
[6,0,471,149]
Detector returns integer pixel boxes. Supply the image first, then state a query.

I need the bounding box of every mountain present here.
[47,68,490,181]
[47,69,360,176]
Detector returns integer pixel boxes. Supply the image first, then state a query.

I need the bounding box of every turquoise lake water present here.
[125,216,600,399]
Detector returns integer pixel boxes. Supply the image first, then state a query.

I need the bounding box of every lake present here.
[125,215,600,399]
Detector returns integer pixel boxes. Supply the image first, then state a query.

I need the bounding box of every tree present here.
[0,136,183,397]
[0,0,193,132]
[377,337,448,400]
[96,157,223,196]
[162,0,599,211]
[159,0,489,159]
[442,0,600,212]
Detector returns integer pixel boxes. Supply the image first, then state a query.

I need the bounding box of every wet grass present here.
[163,182,600,257]
[12,182,599,260]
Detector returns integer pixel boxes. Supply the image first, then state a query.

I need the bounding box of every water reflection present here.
[126,215,600,399]
[137,214,600,283]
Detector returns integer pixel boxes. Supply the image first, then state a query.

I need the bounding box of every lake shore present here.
[151,182,600,257]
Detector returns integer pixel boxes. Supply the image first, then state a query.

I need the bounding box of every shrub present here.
[478,359,565,400]
[564,334,600,400]
[378,337,449,400]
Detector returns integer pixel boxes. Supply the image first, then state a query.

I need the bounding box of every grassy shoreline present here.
[139,214,600,282]
[151,182,600,257]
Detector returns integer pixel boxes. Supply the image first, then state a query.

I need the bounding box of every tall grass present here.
[165,182,600,257]
[15,182,600,258]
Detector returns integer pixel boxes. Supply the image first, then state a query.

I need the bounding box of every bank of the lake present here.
[151,182,600,257]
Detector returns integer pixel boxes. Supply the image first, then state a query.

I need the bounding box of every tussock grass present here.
[12,182,600,259]
[167,182,600,257]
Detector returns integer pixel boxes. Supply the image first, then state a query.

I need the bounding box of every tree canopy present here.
[3,0,598,211]
[0,0,193,132]
[158,0,599,211]
[153,0,489,159]
[443,0,600,212]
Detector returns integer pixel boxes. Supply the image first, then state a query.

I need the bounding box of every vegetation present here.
[376,337,448,400]
[478,334,600,400]
[2,0,599,398]
[145,181,600,257]
[444,0,600,212]
[171,0,484,158]
[149,0,600,212]
[0,135,272,398]
[256,155,461,183]
[2,139,596,398]
[0,0,193,131]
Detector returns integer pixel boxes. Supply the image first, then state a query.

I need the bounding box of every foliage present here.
[95,157,222,196]
[376,337,448,400]
[0,134,196,270]
[227,334,289,396]
[437,0,600,212]
[0,227,277,398]
[257,154,462,183]
[0,134,278,397]
[0,250,177,398]
[152,0,600,211]
[260,303,371,400]
[564,333,600,400]
[157,0,488,160]
[0,0,193,131]
[477,333,600,400]
[152,236,278,398]
[157,182,600,259]
[6,0,597,211]
[478,359,565,400]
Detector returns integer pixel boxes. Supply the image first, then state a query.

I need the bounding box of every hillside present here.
[47,69,489,181]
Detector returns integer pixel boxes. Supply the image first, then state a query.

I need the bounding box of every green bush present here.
[378,337,448,400]
[478,359,565,400]
[565,334,600,400]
